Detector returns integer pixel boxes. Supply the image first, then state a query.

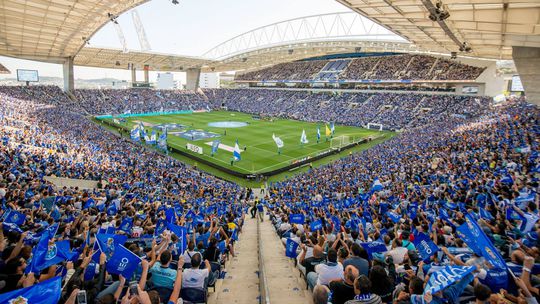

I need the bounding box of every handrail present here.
[257,211,271,304]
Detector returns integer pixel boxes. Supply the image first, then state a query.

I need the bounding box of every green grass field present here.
[99,111,390,177]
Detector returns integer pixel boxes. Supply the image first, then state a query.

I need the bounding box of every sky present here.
[0,0,352,82]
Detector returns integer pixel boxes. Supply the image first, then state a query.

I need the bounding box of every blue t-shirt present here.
[149,262,177,289]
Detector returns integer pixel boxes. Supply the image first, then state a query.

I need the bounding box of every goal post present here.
[367,123,383,131]
[330,135,351,149]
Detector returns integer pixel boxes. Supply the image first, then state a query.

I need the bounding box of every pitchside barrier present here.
[98,118,384,180]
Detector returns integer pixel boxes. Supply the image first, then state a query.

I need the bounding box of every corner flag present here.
[325,124,332,137]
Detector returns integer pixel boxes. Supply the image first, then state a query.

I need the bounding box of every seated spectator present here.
[182,252,211,289]
[345,275,382,304]
[343,243,369,276]
[149,250,177,290]
[307,248,344,290]
[329,265,359,304]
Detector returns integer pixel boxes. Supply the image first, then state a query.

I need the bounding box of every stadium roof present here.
[204,40,419,72]
[0,0,149,62]
[74,47,211,71]
[336,0,540,60]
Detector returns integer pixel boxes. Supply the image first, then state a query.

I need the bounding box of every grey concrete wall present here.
[186,68,201,90]
[513,46,540,105]
[62,57,74,92]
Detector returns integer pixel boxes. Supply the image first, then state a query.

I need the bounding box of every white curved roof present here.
[0,0,149,62]
[336,0,540,59]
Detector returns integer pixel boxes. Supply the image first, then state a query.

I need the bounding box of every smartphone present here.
[129,281,139,296]
[77,290,87,304]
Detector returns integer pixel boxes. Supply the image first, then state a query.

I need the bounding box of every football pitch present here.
[99,111,391,177]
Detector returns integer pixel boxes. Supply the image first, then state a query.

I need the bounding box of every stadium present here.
[0,0,539,304]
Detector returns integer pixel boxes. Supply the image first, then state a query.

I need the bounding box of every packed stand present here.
[205,88,492,130]
[0,86,249,303]
[264,99,540,304]
[72,89,209,115]
[235,54,485,82]
[235,60,328,81]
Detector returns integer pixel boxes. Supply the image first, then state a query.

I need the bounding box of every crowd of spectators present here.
[0,86,247,303]
[0,83,537,304]
[264,99,540,304]
[205,89,492,130]
[234,54,486,82]
[72,89,209,115]
[235,60,327,81]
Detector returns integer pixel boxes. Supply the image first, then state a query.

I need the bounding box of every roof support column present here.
[186,68,201,91]
[144,65,149,83]
[62,57,74,93]
[131,66,137,84]
[512,46,540,105]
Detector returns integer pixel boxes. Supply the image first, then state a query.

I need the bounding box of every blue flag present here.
[331,216,341,232]
[211,139,221,155]
[96,234,128,260]
[3,222,23,234]
[285,238,299,258]
[155,219,167,237]
[4,210,26,226]
[386,211,401,223]
[290,214,305,225]
[479,208,495,220]
[0,277,61,304]
[457,213,507,269]
[106,203,118,216]
[412,232,439,262]
[424,265,475,295]
[310,219,323,231]
[360,241,387,260]
[167,224,188,254]
[119,218,133,234]
[106,245,142,279]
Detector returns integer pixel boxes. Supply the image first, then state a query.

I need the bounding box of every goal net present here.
[367,123,383,131]
[330,135,351,149]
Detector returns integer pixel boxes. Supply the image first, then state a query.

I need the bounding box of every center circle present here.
[208,121,248,128]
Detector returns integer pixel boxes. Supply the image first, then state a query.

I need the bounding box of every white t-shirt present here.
[386,247,408,264]
[315,262,344,285]
[182,268,209,289]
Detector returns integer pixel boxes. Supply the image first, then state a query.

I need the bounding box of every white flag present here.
[272,133,284,148]
[300,129,309,144]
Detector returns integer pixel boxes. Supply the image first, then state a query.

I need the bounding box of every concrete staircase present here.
[209,210,312,304]
[259,214,313,304]
[209,217,261,304]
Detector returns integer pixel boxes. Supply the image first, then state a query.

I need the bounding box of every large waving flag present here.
[130,127,141,141]
[233,139,242,161]
[424,265,475,295]
[325,124,332,136]
[148,129,157,145]
[300,129,309,144]
[457,213,507,269]
[158,130,168,152]
[0,277,62,304]
[272,134,284,148]
[211,139,221,155]
[106,245,142,279]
